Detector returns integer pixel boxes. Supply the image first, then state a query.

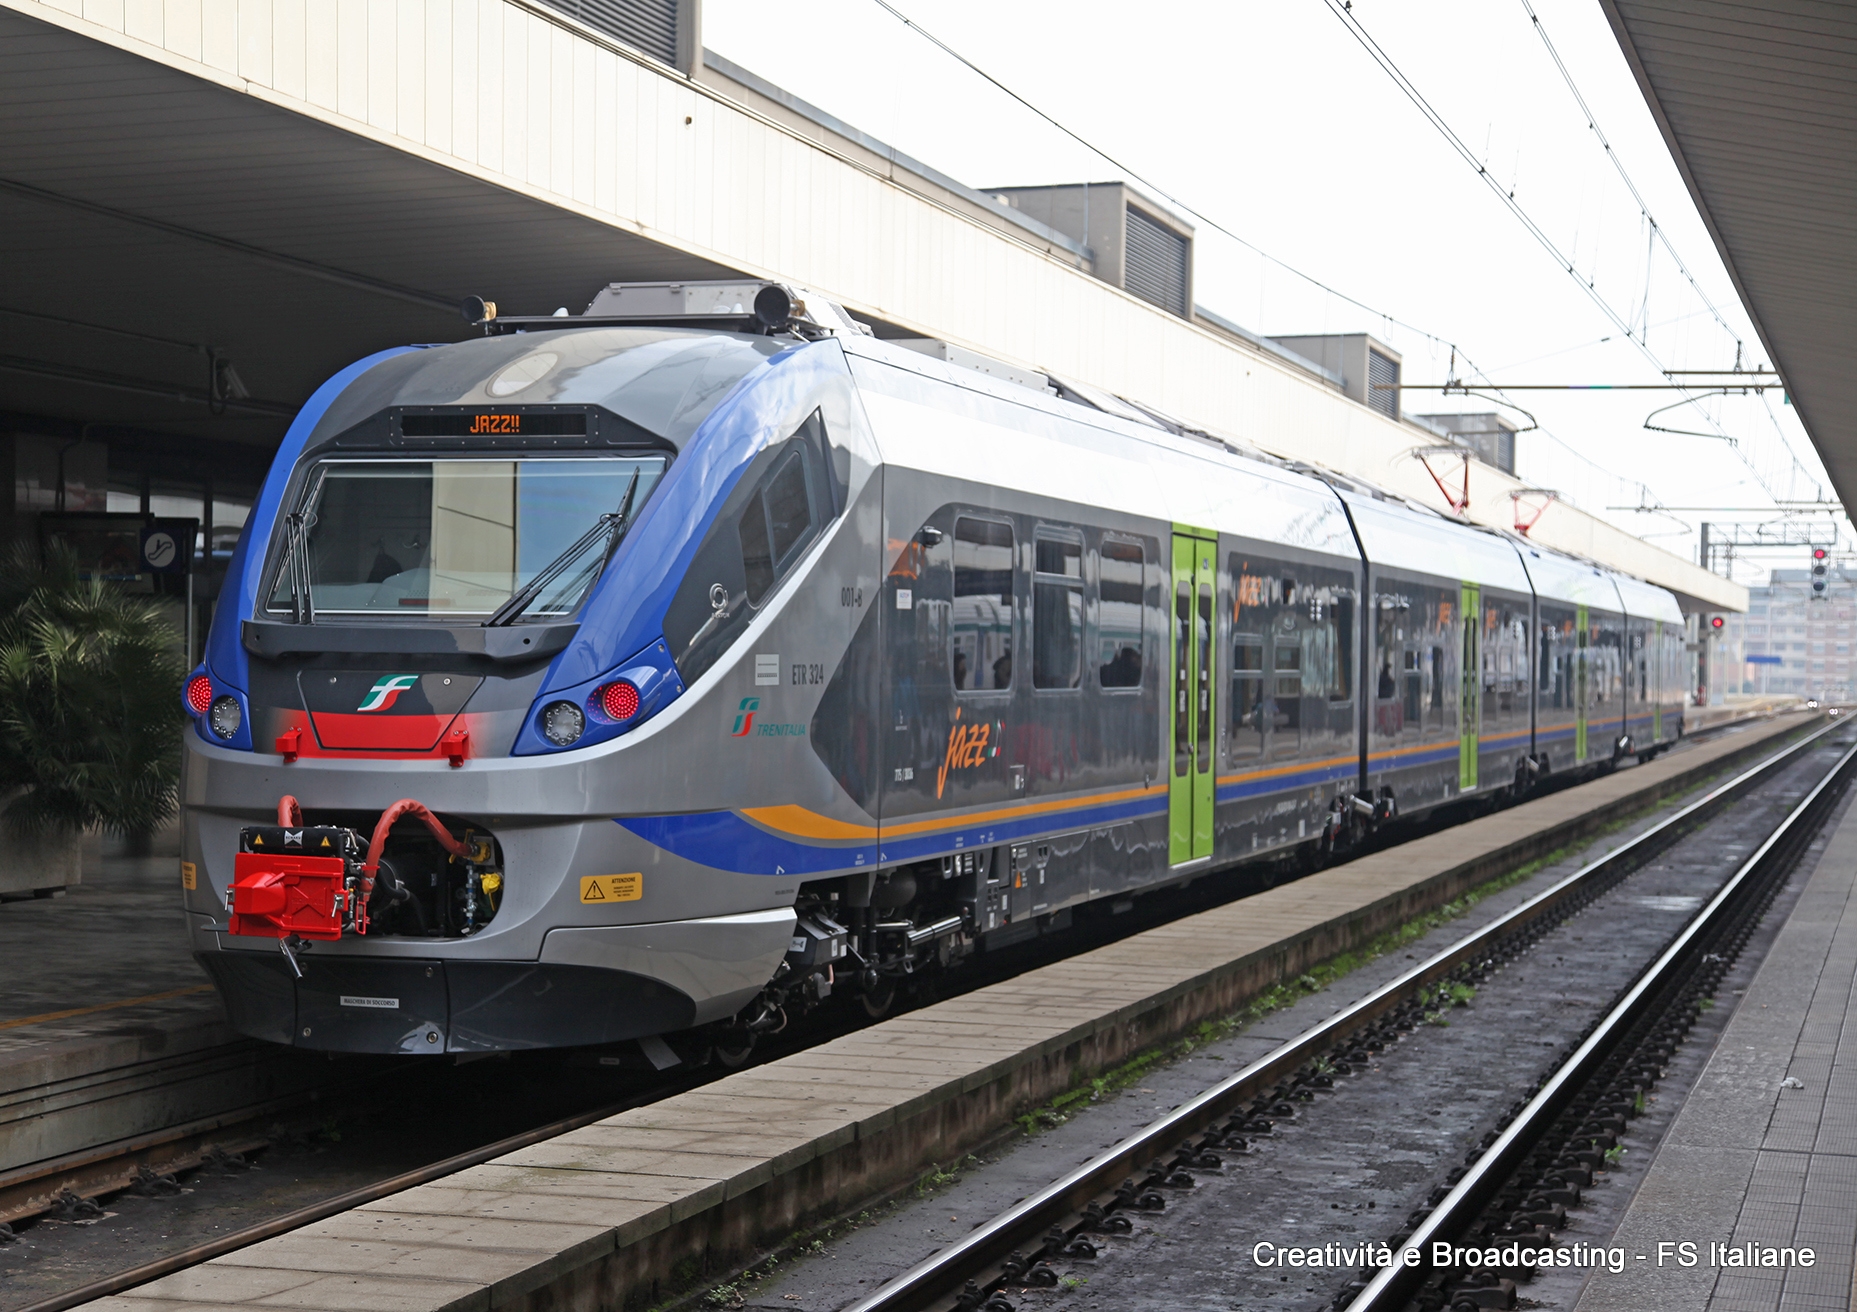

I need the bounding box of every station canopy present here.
[1600,1,1857,510]
[0,4,736,462]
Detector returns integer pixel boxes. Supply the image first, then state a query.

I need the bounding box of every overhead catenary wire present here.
[864,0,1705,523]
[1517,0,1827,507]
[869,0,1815,532]
[1515,0,1744,352]
[1315,0,1823,508]
[865,0,1494,382]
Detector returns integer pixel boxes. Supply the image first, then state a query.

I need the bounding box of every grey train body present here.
[181,319,1687,1056]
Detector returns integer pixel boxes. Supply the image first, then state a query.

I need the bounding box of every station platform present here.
[85,715,1817,1312]
[1577,751,1857,1312]
[1692,696,1812,732]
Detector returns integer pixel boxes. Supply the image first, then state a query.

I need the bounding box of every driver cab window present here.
[739,446,814,605]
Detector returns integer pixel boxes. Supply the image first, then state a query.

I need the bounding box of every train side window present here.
[1403,648,1422,723]
[1375,603,1399,702]
[1231,636,1265,760]
[1274,637,1302,733]
[738,488,775,604]
[953,518,1015,692]
[1098,540,1145,689]
[1033,532,1083,690]
[1331,595,1355,704]
[737,445,818,608]
[664,413,836,685]
[764,450,814,569]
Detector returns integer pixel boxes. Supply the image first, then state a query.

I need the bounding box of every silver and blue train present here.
[179,280,1688,1059]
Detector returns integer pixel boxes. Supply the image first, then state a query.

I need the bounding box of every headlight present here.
[208,695,242,740]
[542,700,585,746]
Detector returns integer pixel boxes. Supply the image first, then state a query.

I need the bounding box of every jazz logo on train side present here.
[936,708,1004,799]
[357,674,421,712]
[579,874,643,903]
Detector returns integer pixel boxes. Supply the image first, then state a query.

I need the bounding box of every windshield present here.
[268,456,665,619]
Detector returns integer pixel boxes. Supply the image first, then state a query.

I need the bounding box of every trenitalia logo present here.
[357,674,421,712]
[730,697,759,737]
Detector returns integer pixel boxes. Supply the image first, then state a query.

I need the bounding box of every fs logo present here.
[729,697,760,737]
[357,674,421,713]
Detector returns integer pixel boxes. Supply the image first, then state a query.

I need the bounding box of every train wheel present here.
[860,979,897,1020]
[712,1029,756,1069]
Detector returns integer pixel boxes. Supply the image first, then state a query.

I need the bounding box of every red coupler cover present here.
[228,851,347,940]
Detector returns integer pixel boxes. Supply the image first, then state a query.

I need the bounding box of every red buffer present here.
[228,851,348,940]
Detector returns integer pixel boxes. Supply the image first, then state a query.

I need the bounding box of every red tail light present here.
[598,680,641,721]
[186,674,213,715]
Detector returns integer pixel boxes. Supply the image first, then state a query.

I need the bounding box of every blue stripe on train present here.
[1371,745,1461,772]
[1217,759,1358,802]
[617,790,1166,876]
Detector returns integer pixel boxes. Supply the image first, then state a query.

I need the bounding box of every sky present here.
[703,0,1843,587]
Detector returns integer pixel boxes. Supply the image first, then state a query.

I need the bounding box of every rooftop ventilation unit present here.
[539,0,697,73]
[1265,334,1403,421]
[985,183,1195,320]
[1123,207,1189,317]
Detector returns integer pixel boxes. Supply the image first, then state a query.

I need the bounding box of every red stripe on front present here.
[310,711,455,751]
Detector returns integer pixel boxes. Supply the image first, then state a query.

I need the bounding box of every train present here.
[179,279,1687,1061]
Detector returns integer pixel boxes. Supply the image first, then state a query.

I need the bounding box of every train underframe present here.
[711,737,1672,1067]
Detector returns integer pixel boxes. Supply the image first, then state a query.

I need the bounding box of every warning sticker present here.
[180,861,197,890]
[579,873,643,903]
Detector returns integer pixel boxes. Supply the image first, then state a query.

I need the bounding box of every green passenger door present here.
[1459,583,1481,790]
[1169,532,1217,865]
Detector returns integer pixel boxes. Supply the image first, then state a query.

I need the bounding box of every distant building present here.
[1723,567,1857,702]
[1411,412,1519,476]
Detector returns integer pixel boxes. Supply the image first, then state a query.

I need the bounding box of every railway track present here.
[837,720,1853,1312]
[0,717,1813,1312]
[4,1070,713,1312]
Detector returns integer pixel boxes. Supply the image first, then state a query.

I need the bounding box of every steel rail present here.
[10,720,1824,1312]
[1348,730,1857,1310]
[844,719,1844,1312]
[8,1074,705,1312]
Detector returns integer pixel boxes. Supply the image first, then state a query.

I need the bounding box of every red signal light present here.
[598,680,641,721]
[1814,548,1829,560]
[185,674,213,715]
[1710,615,1725,630]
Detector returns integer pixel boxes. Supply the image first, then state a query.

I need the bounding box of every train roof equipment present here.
[463,279,874,340]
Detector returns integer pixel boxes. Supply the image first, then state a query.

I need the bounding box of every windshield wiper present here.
[283,468,326,624]
[485,470,640,628]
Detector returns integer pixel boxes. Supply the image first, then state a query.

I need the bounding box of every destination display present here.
[400,412,587,437]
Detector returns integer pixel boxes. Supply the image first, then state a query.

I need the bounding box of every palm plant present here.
[0,544,185,839]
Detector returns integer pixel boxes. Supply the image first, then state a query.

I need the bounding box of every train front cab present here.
[180,326,894,1056]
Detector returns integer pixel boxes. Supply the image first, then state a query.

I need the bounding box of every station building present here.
[1720,568,1857,705]
[1,0,1744,654]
